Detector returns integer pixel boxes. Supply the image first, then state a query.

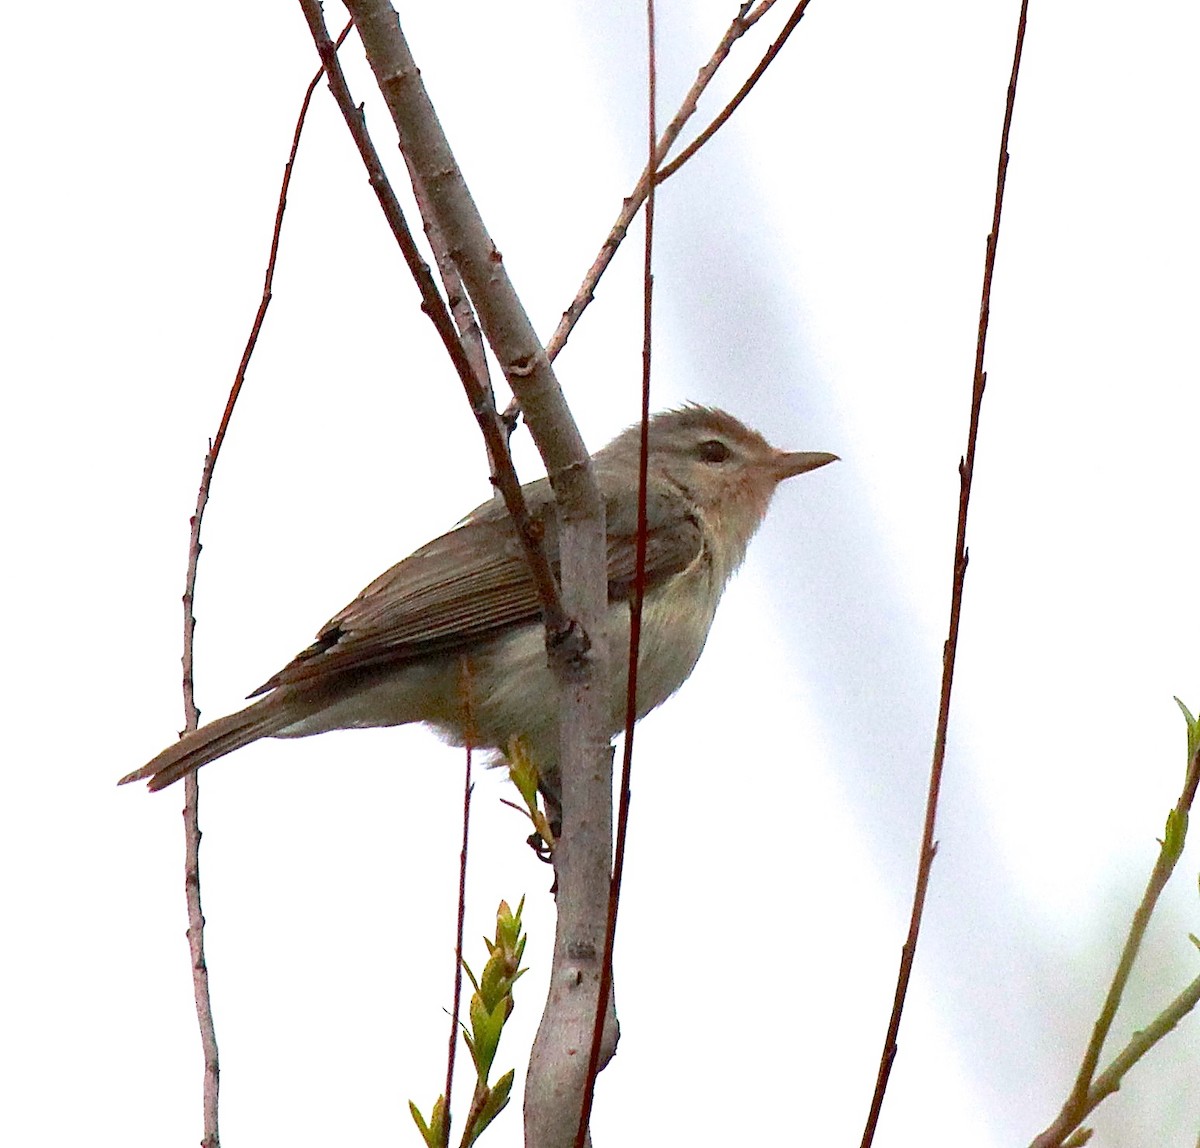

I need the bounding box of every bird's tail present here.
[120,695,296,792]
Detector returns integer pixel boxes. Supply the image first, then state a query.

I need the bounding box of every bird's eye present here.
[697,439,731,464]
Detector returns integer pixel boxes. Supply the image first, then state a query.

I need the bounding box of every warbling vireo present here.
[122,406,835,793]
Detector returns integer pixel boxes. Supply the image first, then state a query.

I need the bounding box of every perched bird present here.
[122,406,835,793]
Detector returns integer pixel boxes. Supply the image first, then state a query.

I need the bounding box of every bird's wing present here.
[253,482,703,695]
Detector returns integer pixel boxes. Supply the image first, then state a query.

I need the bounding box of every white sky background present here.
[3,2,1198,1145]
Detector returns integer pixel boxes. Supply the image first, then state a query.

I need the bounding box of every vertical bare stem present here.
[305,7,609,1142]
[859,3,1031,1145]
[442,661,476,1148]
[174,28,353,1145]
[181,457,219,1148]
[177,27,351,1144]
[182,772,218,1147]
[575,3,659,1144]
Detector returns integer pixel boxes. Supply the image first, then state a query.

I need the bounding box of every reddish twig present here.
[403,158,494,410]
[178,25,352,1146]
[403,161,508,474]
[575,4,659,1144]
[859,3,1030,1145]
[441,659,476,1148]
[491,0,780,419]
[656,0,813,182]
[297,0,568,640]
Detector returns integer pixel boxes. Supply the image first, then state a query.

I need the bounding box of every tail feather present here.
[120,696,296,791]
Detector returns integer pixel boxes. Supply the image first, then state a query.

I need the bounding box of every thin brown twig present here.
[492,0,779,429]
[656,0,813,182]
[178,24,353,1146]
[404,158,509,475]
[403,157,494,419]
[574,2,658,1144]
[297,0,568,640]
[182,778,218,1148]
[543,0,767,361]
[858,3,1031,1145]
[442,659,476,1148]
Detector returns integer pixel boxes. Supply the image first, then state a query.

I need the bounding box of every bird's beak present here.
[771,450,839,480]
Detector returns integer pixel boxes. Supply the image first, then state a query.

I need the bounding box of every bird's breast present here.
[624,552,722,719]
[440,545,723,777]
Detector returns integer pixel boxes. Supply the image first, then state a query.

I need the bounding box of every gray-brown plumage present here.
[122,407,835,792]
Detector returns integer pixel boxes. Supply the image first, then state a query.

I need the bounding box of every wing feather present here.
[253,478,703,695]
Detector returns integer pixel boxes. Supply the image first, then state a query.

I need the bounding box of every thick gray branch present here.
[341,4,614,1144]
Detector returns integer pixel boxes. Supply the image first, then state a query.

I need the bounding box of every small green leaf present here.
[469,998,509,1079]
[431,1095,448,1146]
[462,958,481,996]
[468,989,487,1031]
[1175,696,1199,762]
[409,1101,431,1141]
[479,955,510,1010]
[463,1070,515,1147]
[497,900,520,945]
[408,1095,447,1148]
[489,1068,515,1111]
[1164,808,1189,861]
[506,738,540,808]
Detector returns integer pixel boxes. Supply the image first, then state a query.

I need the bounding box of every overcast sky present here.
[3,2,1198,1145]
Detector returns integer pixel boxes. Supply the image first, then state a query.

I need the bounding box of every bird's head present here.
[598,405,837,574]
